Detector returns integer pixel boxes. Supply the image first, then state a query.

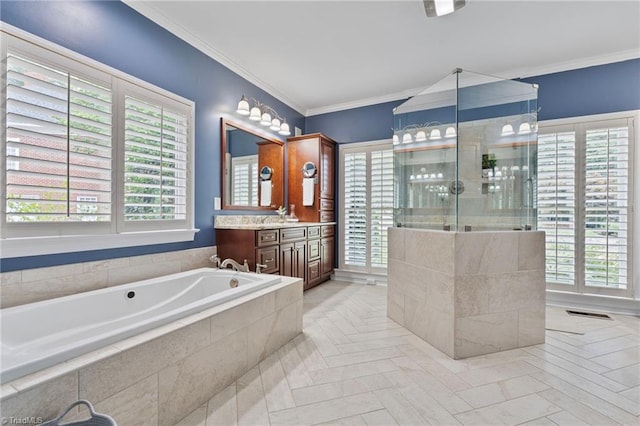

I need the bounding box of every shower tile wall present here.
[0,247,217,308]
[388,228,545,359]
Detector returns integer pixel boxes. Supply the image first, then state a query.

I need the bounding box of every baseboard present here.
[546,290,639,316]
[332,269,388,286]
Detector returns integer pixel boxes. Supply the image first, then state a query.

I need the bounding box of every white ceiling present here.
[124,0,640,116]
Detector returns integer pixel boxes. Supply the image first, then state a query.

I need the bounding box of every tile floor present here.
[174,281,640,426]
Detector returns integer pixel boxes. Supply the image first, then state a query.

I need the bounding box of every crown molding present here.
[122,0,306,115]
[121,1,640,118]
[308,49,639,117]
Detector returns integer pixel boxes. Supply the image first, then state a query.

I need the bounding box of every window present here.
[340,141,393,273]
[538,114,634,297]
[5,52,112,224]
[1,29,195,257]
[230,155,258,206]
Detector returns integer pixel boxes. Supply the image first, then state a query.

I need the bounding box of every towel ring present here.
[302,161,317,178]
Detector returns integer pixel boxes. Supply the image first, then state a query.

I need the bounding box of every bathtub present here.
[0,267,281,383]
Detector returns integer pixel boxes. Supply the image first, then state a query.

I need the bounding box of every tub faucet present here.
[220,258,250,272]
[209,255,221,268]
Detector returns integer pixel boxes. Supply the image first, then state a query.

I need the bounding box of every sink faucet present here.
[209,255,221,268]
[220,258,250,272]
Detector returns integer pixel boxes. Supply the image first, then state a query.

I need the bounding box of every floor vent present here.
[566,310,612,320]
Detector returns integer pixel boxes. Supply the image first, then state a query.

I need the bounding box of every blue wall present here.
[2,0,638,272]
[307,59,640,144]
[0,0,304,271]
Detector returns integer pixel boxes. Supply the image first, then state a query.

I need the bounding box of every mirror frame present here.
[221,118,285,210]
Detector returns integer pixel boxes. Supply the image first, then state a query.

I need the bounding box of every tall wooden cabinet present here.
[287,133,336,223]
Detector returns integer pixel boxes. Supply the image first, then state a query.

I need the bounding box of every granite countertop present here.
[214,215,335,230]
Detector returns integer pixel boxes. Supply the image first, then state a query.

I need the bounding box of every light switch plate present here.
[214,197,221,210]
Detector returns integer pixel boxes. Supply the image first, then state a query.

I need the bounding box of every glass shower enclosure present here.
[393,69,539,231]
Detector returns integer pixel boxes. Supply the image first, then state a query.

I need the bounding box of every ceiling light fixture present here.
[236,95,290,136]
[423,0,466,17]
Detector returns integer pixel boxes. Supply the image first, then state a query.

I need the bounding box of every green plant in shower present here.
[482,153,497,170]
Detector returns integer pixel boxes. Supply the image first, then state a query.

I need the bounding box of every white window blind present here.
[5,53,112,223]
[583,126,629,289]
[124,96,188,221]
[537,131,576,285]
[230,155,258,206]
[344,152,367,267]
[341,142,393,272]
[538,115,633,295]
[370,149,394,268]
[2,29,195,256]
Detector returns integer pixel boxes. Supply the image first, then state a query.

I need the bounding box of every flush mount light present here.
[423,0,467,17]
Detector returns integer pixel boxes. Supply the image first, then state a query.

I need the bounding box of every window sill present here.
[0,229,200,259]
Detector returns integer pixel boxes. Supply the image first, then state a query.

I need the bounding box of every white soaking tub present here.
[0,267,281,383]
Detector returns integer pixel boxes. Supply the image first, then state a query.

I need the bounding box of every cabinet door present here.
[320,139,334,199]
[256,245,279,274]
[308,238,320,260]
[320,236,334,277]
[307,259,321,289]
[294,241,306,281]
[280,243,294,277]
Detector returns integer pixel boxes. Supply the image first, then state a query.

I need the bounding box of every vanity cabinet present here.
[287,133,336,223]
[216,223,334,290]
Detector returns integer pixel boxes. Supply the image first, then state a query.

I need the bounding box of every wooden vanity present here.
[216,221,335,290]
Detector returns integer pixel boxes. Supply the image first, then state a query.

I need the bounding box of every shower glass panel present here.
[393,69,539,231]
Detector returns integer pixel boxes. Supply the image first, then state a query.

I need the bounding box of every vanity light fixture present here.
[501,124,515,137]
[236,95,290,135]
[518,122,532,135]
[394,122,452,144]
[423,0,466,17]
[445,126,457,138]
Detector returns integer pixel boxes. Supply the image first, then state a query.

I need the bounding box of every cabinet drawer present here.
[307,226,320,238]
[256,246,279,274]
[308,259,321,283]
[319,211,335,222]
[320,198,334,211]
[257,230,279,246]
[280,227,306,242]
[308,238,320,260]
[321,225,335,237]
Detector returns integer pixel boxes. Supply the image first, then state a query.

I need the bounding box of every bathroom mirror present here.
[221,118,284,210]
[260,166,273,181]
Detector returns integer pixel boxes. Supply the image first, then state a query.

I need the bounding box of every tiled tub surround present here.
[2,269,283,382]
[0,246,217,308]
[388,228,545,359]
[0,275,303,426]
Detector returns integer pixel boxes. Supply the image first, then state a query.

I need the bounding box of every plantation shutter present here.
[344,152,367,266]
[5,54,112,223]
[583,125,629,289]
[341,143,394,271]
[537,131,576,285]
[230,155,258,207]
[124,96,188,221]
[370,149,394,268]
